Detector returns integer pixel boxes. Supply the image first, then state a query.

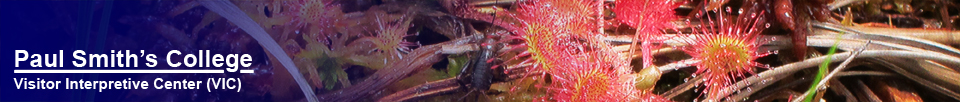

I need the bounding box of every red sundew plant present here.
[614,0,679,28]
[372,14,418,60]
[683,8,772,100]
[296,0,346,49]
[513,0,600,73]
[297,0,343,35]
[511,0,657,101]
[514,0,599,38]
[613,0,682,68]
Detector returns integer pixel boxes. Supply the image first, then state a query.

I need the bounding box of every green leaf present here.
[335,66,351,87]
[324,73,336,90]
[805,9,854,102]
[446,54,469,77]
[805,28,846,102]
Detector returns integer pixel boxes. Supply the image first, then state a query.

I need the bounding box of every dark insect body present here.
[455,28,505,101]
[455,1,507,100]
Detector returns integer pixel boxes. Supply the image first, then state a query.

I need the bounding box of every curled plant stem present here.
[198,1,317,102]
[378,78,461,102]
[712,50,960,101]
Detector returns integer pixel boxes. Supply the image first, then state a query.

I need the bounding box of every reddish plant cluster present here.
[683,8,772,99]
[296,0,346,48]
[614,0,681,30]
[511,0,663,101]
[372,14,418,60]
[613,0,683,68]
[470,0,772,101]
[297,0,341,32]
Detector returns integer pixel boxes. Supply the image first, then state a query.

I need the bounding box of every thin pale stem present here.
[712,50,960,101]
[793,41,871,102]
[658,59,700,73]
[199,1,317,101]
[813,23,960,56]
[663,75,704,99]
[315,34,479,102]
[378,78,461,102]
[868,58,960,100]
[828,0,865,10]
[836,71,897,77]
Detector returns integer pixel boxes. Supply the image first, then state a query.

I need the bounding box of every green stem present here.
[803,33,843,102]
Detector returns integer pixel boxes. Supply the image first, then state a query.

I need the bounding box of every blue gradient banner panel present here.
[7,0,960,102]
[3,1,282,101]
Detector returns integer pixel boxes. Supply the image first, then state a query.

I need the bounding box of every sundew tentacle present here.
[682,7,772,100]
[372,14,418,60]
[614,0,682,68]
[510,0,670,101]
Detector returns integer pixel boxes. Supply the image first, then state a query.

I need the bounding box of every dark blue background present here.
[1,1,239,101]
[3,1,122,101]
